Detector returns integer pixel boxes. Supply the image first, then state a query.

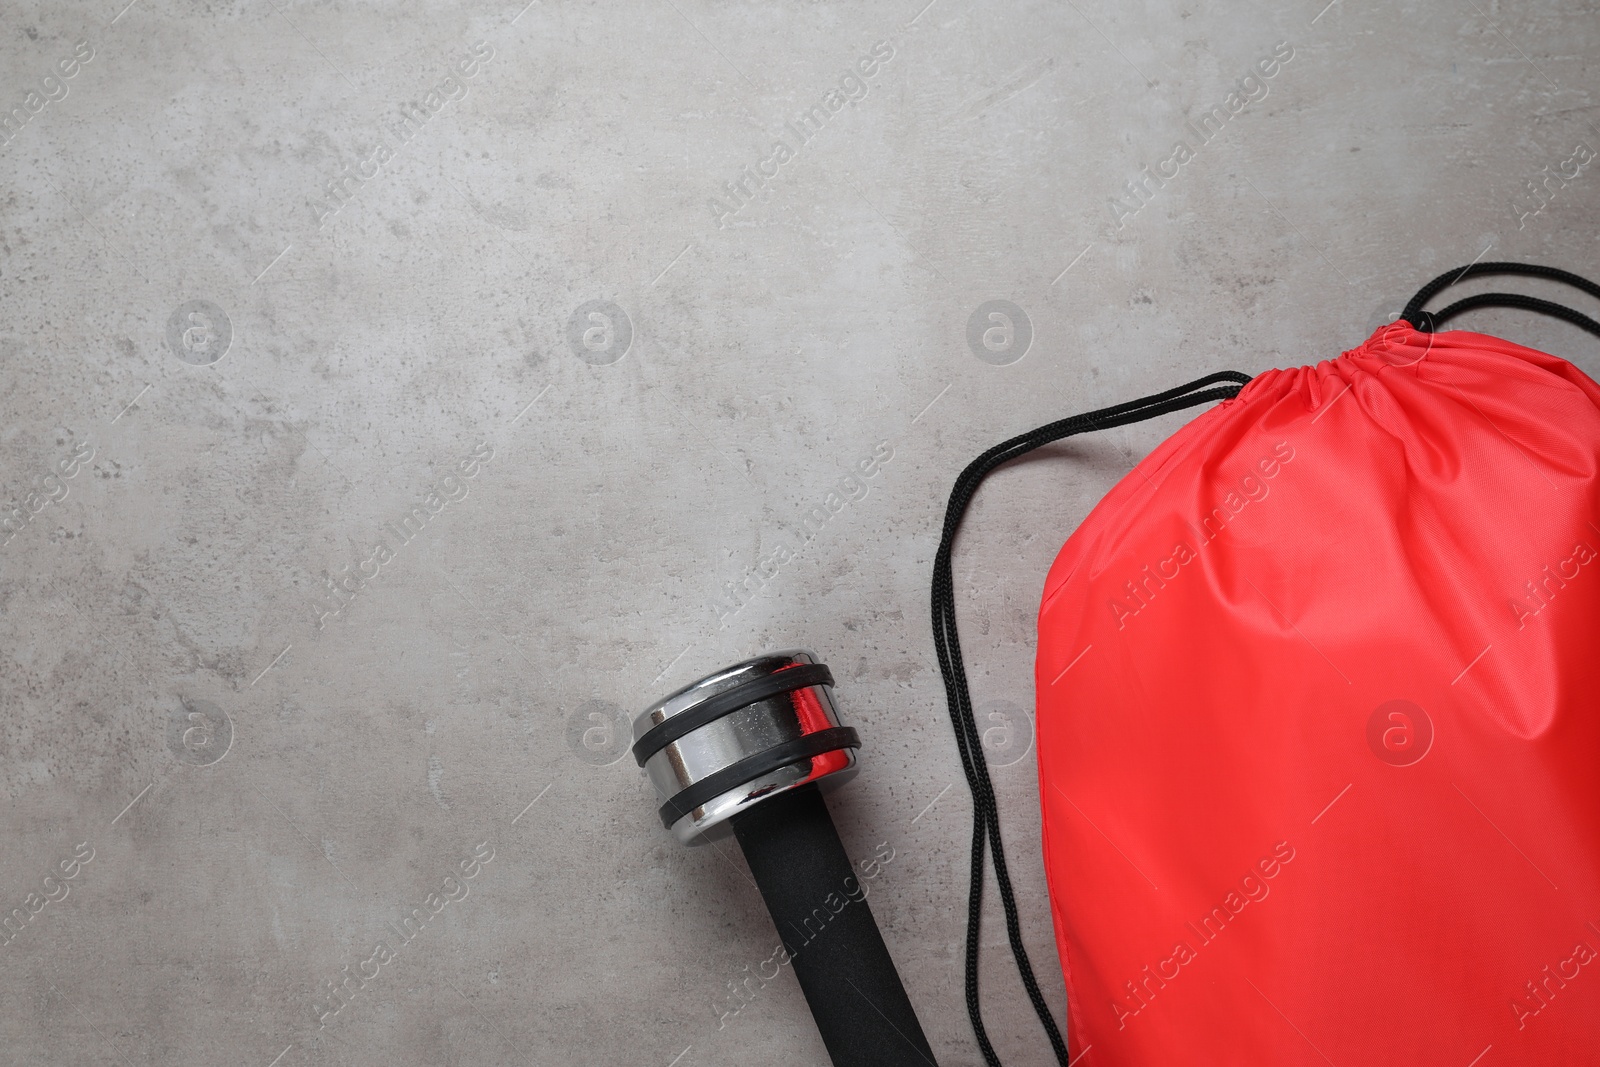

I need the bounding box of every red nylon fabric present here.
[1035,323,1600,1065]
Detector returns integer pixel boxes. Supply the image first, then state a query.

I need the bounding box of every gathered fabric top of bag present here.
[1042,319,1600,620]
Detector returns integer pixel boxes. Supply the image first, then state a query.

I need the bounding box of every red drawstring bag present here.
[932,263,1600,1066]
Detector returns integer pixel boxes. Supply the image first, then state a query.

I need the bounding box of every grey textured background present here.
[1,1,1597,1064]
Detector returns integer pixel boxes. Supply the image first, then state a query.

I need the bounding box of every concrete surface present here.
[1,0,1596,1064]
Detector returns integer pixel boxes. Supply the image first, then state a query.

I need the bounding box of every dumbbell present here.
[633,650,938,1067]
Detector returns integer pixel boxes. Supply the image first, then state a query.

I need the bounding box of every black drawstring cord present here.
[1415,293,1600,339]
[1401,262,1600,339]
[932,370,1252,1067]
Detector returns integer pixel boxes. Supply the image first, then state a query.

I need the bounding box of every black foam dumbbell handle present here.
[729,783,938,1067]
